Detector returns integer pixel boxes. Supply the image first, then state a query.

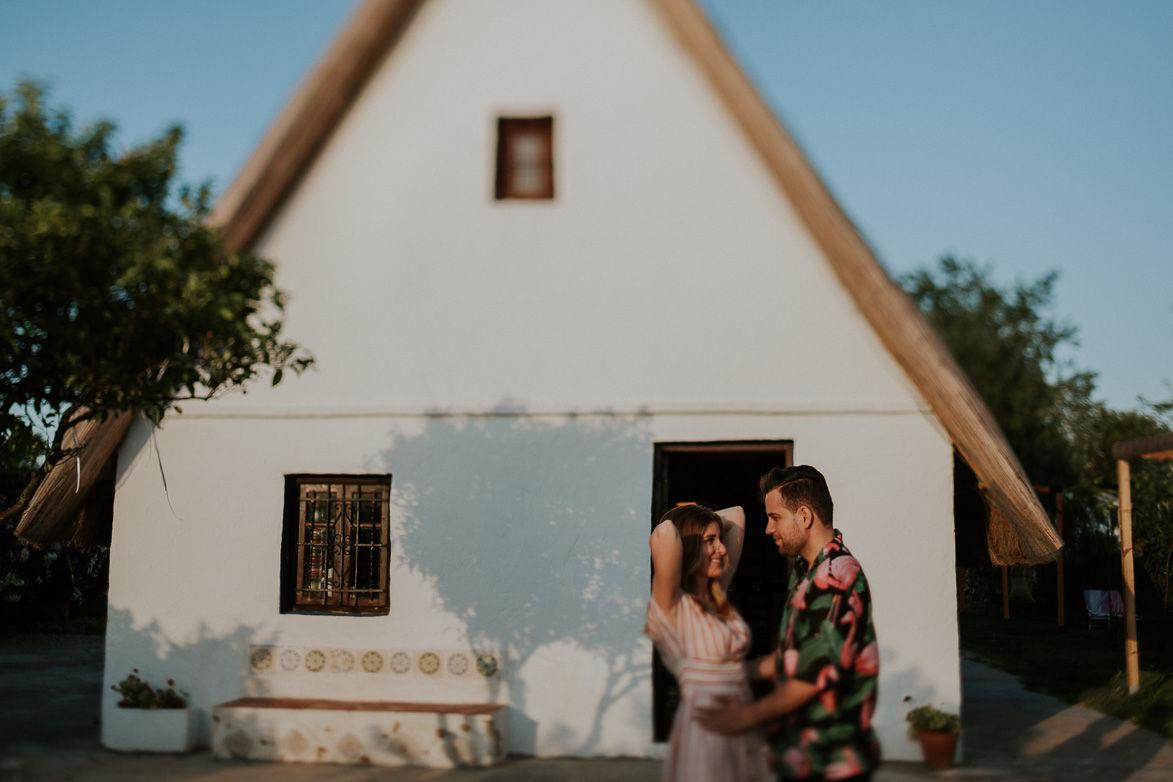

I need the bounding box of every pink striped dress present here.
[646,595,770,782]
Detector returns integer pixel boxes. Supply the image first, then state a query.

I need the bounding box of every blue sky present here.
[2,0,1170,412]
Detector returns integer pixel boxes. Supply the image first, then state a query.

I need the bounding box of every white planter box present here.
[103,706,200,753]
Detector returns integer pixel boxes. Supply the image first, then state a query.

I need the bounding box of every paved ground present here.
[2,632,1171,781]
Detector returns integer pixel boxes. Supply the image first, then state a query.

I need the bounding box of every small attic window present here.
[495,117,554,200]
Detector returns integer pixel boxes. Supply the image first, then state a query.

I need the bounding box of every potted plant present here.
[906,704,960,770]
[102,670,199,753]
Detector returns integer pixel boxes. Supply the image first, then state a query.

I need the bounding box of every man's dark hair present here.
[759,465,833,528]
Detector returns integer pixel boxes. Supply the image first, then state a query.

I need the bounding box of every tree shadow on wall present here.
[378,401,655,755]
[102,606,275,746]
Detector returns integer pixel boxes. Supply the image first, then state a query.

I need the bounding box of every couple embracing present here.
[647,465,881,782]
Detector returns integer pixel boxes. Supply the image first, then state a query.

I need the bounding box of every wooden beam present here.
[1112,433,1173,461]
[1117,459,1140,692]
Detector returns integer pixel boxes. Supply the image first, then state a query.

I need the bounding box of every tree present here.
[0,81,313,525]
[901,256,1094,487]
[904,256,1173,615]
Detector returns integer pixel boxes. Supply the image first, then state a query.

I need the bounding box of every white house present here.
[19,0,1061,766]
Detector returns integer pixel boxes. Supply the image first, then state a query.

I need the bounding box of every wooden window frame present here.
[495,116,554,200]
[281,474,391,615]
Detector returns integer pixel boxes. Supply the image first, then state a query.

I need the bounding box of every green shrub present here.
[111,670,188,709]
[906,704,960,738]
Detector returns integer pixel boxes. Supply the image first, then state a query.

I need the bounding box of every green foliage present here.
[0,518,108,609]
[0,80,313,519]
[1072,406,1167,491]
[905,704,960,738]
[111,670,188,709]
[901,256,1093,486]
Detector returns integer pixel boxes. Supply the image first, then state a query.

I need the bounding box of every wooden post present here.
[1001,566,1010,621]
[1117,459,1140,693]
[1056,492,1065,629]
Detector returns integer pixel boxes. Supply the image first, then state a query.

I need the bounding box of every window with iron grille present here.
[495,116,554,199]
[281,475,391,615]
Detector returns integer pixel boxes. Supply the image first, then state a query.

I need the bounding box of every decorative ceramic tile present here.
[360,650,384,673]
[303,649,327,673]
[249,646,274,674]
[248,646,501,678]
[329,648,355,673]
[446,652,470,676]
[279,647,302,672]
[417,651,441,676]
[388,650,412,674]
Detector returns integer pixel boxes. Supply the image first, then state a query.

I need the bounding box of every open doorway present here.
[650,440,793,742]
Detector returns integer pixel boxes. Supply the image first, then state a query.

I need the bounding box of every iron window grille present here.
[495,116,554,199]
[282,475,391,615]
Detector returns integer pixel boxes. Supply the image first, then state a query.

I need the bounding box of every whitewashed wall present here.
[104,0,959,762]
[106,410,954,759]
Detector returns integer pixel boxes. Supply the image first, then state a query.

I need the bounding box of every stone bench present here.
[212,697,506,768]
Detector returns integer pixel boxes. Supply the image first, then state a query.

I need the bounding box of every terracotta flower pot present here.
[917,730,959,770]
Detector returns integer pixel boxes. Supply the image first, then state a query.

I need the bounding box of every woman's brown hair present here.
[659,504,736,618]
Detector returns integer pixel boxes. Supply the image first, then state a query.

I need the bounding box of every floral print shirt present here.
[769,530,880,780]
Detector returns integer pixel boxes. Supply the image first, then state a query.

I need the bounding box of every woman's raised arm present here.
[715,505,745,593]
[650,519,682,619]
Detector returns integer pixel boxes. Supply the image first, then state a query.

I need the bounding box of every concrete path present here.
[956,655,1173,781]
[1,633,1171,781]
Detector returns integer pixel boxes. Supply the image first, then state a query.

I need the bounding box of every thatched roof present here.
[14,412,132,546]
[209,0,425,247]
[18,0,1062,564]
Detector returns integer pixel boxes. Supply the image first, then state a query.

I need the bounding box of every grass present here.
[960,610,1173,740]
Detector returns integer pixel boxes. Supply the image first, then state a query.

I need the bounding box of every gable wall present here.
[244,0,924,415]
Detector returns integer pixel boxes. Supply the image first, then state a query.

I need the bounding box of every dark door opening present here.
[650,441,793,742]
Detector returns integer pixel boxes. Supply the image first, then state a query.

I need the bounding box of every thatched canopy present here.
[14,412,132,546]
[16,0,1063,565]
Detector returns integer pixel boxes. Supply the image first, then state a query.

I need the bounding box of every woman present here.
[646,504,770,782]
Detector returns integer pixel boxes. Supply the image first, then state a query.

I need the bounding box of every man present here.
[697,465,880,782]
